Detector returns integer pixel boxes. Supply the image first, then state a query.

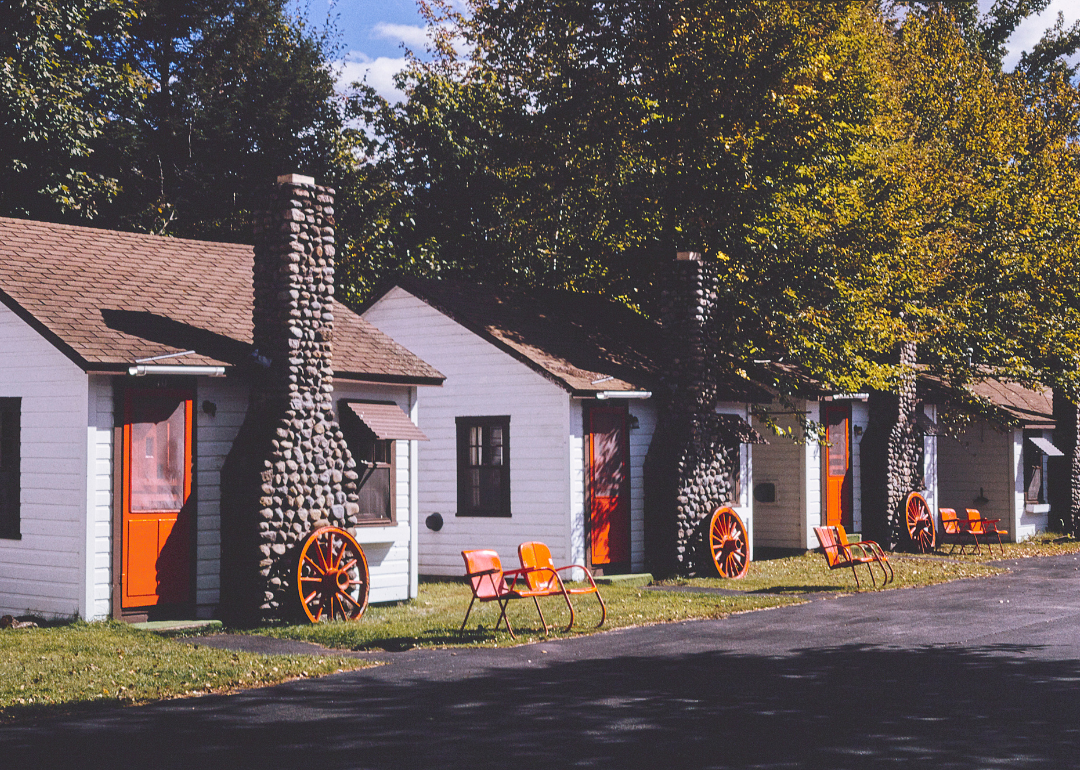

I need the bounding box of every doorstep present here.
[130,619,224,634]
[593,573,653,588]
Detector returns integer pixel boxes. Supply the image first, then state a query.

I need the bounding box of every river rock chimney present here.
[222,174,360,622]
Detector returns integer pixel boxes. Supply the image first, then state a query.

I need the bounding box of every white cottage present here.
[750,371,1060,551]
[363,279,763,576]
[930,378,1059,542]
[0,217,443,622]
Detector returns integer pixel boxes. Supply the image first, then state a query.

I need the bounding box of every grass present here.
[251,581,802,651]
[5,533,1077,722]
[0,620,369,722]
[253,534,1070,652]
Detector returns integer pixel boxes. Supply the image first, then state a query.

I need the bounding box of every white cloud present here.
[372,22,431,50]
[335,52,409,103]
[987,0,1080,70]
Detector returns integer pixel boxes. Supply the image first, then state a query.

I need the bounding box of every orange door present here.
[824,402,852,529]
[122,388,193,608]
[589,404,630,568]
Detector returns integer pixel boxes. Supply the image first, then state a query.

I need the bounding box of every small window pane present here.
[457,417,510,516]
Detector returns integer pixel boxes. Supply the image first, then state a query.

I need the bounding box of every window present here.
[457,416,510,517]
[339,408,395,525]
[1024,429,1062,505]
[352,435,395,524]
[0,398,20,539]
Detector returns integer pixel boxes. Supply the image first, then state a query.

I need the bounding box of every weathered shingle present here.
[0,217,443,383]
[376,277,765,400]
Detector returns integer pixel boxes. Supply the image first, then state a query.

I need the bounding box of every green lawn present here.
[4,533,1076,722]
[0,620,369,721]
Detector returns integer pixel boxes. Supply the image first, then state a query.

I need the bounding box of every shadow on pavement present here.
[3,640,1078,769]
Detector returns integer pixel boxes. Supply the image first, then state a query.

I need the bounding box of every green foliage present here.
[100,0,351,239]
[346,1,889,307]
[0,0,144,219]
[350,1,1080,398]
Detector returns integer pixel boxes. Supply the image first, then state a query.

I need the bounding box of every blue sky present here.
[306,0,1080,103]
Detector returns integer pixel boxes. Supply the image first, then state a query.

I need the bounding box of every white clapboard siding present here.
[750,405,810,549]
[365,288,573,576]
[937,419,1014,540]
[628,400,656,572]
[333,381,418,602]
[851,400,870,533]
[87,376,113,619]
[193,377,249,618]
[0,303,91,619]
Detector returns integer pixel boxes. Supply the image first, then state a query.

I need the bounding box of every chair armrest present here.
[553,563,598,582]
[465,567,501,579]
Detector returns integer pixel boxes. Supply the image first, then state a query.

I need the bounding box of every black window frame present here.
[0,398,21,539]
[1024,428,1050,505]
[456,416,511,517]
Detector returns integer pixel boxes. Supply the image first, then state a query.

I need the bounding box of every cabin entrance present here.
[824,402,852,530]
[120,387,194,612]
[588,402,630,573]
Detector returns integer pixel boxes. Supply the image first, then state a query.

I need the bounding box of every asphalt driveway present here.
[6,553,1080,769]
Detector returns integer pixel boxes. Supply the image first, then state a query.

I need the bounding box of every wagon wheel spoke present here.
[708,507,749,579]
[338,590,363,611]
[904,492,935,553]
[297,526,370,624]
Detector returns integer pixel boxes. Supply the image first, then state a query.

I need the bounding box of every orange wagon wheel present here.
[297,526,370,623]
[709,506,749,579]
[905,492,936,553]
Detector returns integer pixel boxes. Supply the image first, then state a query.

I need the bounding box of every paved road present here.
[7,554,1080,769]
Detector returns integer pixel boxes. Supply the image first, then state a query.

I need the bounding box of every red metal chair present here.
[835,524,893,585]
[813,526,881,590]
[939,508,980,555]
[518,541,607,629]
[460,549,566,639]
[965,509,1007,556]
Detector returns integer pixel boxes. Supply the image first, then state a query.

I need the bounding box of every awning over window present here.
[914,410,946,436]
[343,401,428,441]
[1028,436,1063,457]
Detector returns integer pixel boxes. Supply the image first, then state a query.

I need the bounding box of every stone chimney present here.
[645,251,746,577]
[221,174,360,622]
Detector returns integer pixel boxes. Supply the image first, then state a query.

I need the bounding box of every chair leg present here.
[531,596,550,634]
[849,563,861,590]
[460,595,477,637]
[495,598,516,639]
[593,590,607,628]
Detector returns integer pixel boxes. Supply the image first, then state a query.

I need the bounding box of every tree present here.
[0,0,144,220]
[98,0,352,240]
[346,1,890,309]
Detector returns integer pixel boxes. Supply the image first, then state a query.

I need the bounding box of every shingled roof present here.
[371,277,767,400]
[0,217,443,384]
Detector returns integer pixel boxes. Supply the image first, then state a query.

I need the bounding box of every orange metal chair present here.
[460,549,567,639]
[835,524,893,585]
[518,541,607,629]
[939,508,980,555]
[965,509,1007,556]
[813,526,881,590]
